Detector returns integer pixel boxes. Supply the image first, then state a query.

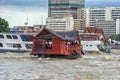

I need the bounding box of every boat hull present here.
[0,49,30,53]
[81,40,102,53]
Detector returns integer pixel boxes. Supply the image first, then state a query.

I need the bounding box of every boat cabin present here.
[31,28,82,57]
[0,33,33,52]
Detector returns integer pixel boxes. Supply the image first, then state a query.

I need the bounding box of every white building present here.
[74,19,86,32]
[96,20,116,36]
[116,19,120,34]
[78,7,120,27]
[46,14,74,31]
[77,7,120,36]
[92,19,120,36]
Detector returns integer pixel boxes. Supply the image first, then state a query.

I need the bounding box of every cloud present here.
[0,6,48,27]
[0,0,48,27]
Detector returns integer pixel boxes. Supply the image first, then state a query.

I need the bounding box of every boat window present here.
[28,27,34,30]
[25,44,32,49]
[0,43,3,47]
[20,35,33,41]
[13,44,22,48]
[0,35,4,38]
[12,35,18,39]
[6,43,22,48]
[6,43,13,47]
[6,35,12,39]
[45,39,52,49]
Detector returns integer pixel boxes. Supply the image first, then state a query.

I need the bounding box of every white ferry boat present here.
[0,33,33,52]
[79,33,104,53]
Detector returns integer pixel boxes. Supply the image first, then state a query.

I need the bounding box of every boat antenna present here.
[24,16,28,30]
[41,14,43,25]
[25,16,28,26]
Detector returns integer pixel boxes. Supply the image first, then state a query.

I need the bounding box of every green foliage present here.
[109,34,116,40]
[0,17,10,32]
[109,34,120,41]
[115,34,120,41]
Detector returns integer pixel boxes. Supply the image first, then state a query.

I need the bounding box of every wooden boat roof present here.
[85,27,104,35]
[34,27,79,41]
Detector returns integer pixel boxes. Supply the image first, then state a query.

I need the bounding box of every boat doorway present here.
[39,39,53,52]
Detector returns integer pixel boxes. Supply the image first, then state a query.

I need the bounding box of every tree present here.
[0,17,10,32]
[109,34,116,40]
[115,34,120,41]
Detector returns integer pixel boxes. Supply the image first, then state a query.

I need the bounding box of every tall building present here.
[96,20,116,36]
[77,7,120,36]
[74,19,86,32]
[78,7,120,27]
[116,19,120,34]
[48,0,84,19]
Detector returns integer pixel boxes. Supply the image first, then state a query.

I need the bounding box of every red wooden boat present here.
[31,27,82,59]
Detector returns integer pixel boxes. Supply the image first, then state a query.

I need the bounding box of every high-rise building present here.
[78,7,120,27]
[96,20,116,36]
[48,0,84,19]
[74,19,86,32]
[77,7,120,36]
[116,19,120,34]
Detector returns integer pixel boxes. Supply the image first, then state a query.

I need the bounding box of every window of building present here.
[6,35,12,39]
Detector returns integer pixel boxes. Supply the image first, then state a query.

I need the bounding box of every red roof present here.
[85,27,104,35]
[34,27,79,41]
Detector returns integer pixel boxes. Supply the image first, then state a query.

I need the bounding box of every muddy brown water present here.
[0,49,120,80]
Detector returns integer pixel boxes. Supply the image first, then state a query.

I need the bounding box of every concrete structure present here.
[77,8,85,19]
[96,20,116,36]
[78,7,120,26]
[74,19,86,32]
[46,14,74,31]
[75,7,86,32]
[77,7,120,36]
[48,0,84,19]
[116,19,120,34]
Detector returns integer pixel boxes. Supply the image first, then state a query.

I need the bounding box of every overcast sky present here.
[0,0,120,27]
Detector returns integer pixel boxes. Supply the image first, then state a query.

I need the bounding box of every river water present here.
[0,49,120,80]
